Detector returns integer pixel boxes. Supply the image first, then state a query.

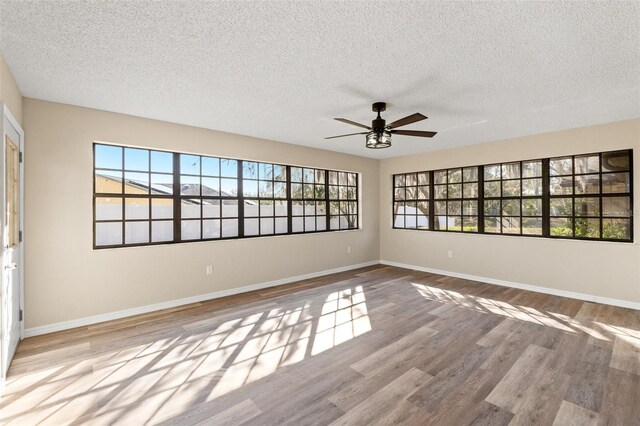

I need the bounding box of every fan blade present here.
[334,118,371,130]
[325,132,368,140]
[391,130,437,138]
[387,113,427,129]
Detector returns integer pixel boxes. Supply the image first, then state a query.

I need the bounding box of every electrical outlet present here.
[447,250,453,258]
[206,265,213,275]
[347,246,352,254]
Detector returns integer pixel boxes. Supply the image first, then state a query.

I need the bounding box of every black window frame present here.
[392,149,633,243]
[93,143,360,249]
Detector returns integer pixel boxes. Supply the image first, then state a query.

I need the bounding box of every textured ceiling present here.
[1,1,639,159]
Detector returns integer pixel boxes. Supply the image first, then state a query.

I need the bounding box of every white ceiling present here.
[1,1,639,159]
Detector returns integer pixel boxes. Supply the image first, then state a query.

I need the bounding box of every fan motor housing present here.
[371,118,386,132]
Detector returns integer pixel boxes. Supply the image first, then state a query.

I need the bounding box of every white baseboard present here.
[380,260,640,311]
[23,260,379,338]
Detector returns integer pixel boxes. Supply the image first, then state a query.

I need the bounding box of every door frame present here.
[0,104,25,387]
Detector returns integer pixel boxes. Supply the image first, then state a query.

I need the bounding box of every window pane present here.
[222,219,239,237]
[275,165,288,181]
[418,172,429,185]
[243,162,258,179]
[394,175,405,187]
[574,175,600,194]
[484,165,501,181]
[447,216,462,231]
[522,161,542,178]
[463,200,478,216]
[125,198,149,220]
[484,217,500,233]
[550,198,573,216]
[522,199,542,216]
[125,221,149,244]
[202,157,220,176]
[180,154,200,175]
[221,178,238,196]
[502,180,521,197]
[124,172,149,194]
[181,175,200,195]
[222,200,238,217]
[575,197,600,217]
[575,218,600,238]
[96,197,122,220]
[602,173,630,193]
[484,181,500,197]
[448,184,462,198]
[522,218,543,235]
[434,170,447,184]
[181,199,201,219]
[203,219,221,239]
[293,217,303,232]
[202,177,220,195]
[575,155,599,174]
[244,200,259,217]
[602,218,631,240]
[448,169,462,183]
[95,145,122,169]
[202,200,220,218]
[96,222,122,246]
[550,176,573,195]
[550,157,572,176]
[418,186,430,199]
[603,197,631,217]
[181,220,200,240]
[260,218,274,235]
[405,173,417,186]
[125,148,149,171]
[502,217,520,234]
[151,173,174,195]
[484,200,500,216]
[502,199,520,216]
[152,198,173,219]
[152,220,173,242]
[502,163,520,179]
[221,159,238,177]
[435,201,446,215]
[243,180,258,197]
[276,217,288,233]
[463,216,478,232]
[151,151,173,173]
[261,163,275,180]
[522,178,542,196]
[463,183,478,198]
[602,151,629,172]
[244,218,259,236]
[463,167,478,182]
[550,218,573,236]
[448,201,461,215]
[95,170,122,194]
[434,185,447,199]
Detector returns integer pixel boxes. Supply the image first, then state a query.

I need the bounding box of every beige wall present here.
[380,119,640,304]
[0,55,22,125]
[23,98,380,328]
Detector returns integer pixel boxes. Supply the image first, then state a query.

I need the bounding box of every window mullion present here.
[542,158,550,237]
[238,161,245,237]
[172,153,181,242]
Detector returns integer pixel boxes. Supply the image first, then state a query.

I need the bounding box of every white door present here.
[1,107,23,381]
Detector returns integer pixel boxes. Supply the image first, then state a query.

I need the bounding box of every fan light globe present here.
[366,131,392,149]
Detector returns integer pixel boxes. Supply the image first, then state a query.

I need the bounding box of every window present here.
[328,171,358,230]
[549,150,632,240]
[392,149,632,242]
[291,167,327,233]
[484,160,543,235]
[93,143,359,248]
[393,172,430,229]
[434,167,479,232]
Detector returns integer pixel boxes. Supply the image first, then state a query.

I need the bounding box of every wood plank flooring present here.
[1,265,639,425]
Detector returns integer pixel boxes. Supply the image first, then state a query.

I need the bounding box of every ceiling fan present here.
[326,102,437,149]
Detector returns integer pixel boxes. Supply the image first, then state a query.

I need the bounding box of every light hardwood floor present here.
[1,265,639,425]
